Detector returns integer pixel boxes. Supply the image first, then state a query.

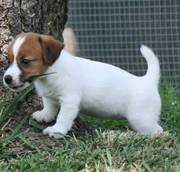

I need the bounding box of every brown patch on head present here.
[8,32,64,80]
[7,45,14,64]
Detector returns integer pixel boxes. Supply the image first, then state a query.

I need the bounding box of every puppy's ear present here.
[39,35,64,65]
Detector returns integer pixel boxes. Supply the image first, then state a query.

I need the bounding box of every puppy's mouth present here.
[8,82,30,92]
[11,84,24,89]
[8,75,38,92]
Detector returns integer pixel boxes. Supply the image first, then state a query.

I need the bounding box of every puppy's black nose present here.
[4,75,12,85]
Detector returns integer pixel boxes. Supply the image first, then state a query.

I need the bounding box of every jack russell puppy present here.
[3,28,163,138]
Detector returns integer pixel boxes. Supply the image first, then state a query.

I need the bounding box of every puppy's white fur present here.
[32,30,163,138]
[5,29,163,138]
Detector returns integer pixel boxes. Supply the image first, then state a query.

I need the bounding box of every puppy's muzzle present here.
[4,75,13,85]
[3,74,30,92]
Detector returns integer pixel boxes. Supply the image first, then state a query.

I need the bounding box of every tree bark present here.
[0,0,68,98]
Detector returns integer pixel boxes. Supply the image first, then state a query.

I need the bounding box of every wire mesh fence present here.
[67,0,180,87]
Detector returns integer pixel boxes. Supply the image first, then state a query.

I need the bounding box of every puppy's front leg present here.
[32,96,59,123]
[43,96,80,138]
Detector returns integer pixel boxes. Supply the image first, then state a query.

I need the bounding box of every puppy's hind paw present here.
[143,125,163,135]
[153,125,163,134]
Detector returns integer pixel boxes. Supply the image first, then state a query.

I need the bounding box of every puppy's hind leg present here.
[127,113,163,134]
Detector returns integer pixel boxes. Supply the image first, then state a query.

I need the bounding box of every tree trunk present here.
[0,0,68,98]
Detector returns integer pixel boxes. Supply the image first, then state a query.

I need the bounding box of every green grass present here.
[0,84,179,172]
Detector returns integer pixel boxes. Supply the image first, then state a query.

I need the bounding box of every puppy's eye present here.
[20,58,31,67]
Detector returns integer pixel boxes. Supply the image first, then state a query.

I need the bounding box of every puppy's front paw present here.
[32,110,55,123]
[43,125,66,139]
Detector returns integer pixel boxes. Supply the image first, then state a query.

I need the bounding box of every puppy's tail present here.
[140,45,160,86]
[62,27,78,55]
